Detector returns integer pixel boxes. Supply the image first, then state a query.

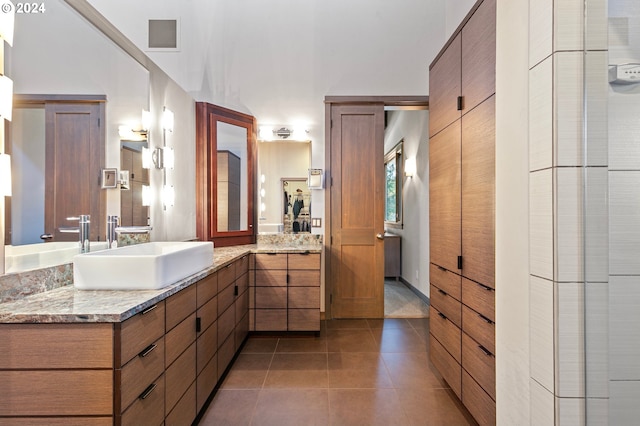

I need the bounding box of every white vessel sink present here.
[5,241,109,273]
[73,242,214,290]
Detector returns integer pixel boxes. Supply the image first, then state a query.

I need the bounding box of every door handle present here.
[376,233,385,240]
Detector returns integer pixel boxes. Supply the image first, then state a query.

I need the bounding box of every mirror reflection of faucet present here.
[59,215,91,253]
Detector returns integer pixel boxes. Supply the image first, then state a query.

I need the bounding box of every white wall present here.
[383,110,430,298]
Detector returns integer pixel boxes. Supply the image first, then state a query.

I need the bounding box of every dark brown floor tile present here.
[252,389,330,425]
[325,319,371,329]
[370,327,429,353]
[219,353,272,389]
[264,353,328,388]
[328,352,393,389]
[329,388,410,425]
[367,318,413,329]
[276,336,328,353]
[198,389,259,425]
[406,317,430,333]
[396,387,478,426]
[242,337,279,354]
[382,352,448,390]
[327,329,378,352]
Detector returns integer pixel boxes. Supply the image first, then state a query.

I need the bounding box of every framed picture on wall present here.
[101,168,118,189]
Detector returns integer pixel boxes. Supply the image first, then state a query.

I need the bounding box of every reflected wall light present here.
[405,157,417,178]
[162,107,174,132]
[0,74,13,121]
[0,153,11,196]
[118,110,150,141]
[141,184,151,206]
[0,1,14,46]
[142,146,174,170]
[162,185,175,207]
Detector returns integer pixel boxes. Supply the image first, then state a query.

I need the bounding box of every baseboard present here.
[397,277,430,306]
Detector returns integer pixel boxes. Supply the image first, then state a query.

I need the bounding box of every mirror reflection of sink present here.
[73,242,214,290]
[5,241,109,274]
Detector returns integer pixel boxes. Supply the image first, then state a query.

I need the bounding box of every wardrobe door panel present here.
[429,33,462,137]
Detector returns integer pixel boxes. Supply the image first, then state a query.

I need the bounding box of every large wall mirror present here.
[257,141,311,234]
[196,102,257,247]
[3,0,150,274]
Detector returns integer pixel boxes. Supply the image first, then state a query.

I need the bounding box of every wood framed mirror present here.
[195,102,257,246]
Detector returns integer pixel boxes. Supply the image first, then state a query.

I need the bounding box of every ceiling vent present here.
[148,20,178,49]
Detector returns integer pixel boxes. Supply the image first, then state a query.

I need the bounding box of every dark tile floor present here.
[198,319,477,426]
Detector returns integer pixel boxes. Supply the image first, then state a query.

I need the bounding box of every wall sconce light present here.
[142,146,174,170]
[118,110,151,141]
[0,153,11,196]
[141,185,151,206]
[162,185,175,207]
[0,74,13,121]
[259,126,273,141]
[141,109,152,131]
[162,107,174,132]
[405,157,417,178]
[0,1,15,46]
[274,127,292,139]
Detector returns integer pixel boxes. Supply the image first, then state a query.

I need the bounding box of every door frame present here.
[323,95,429,319]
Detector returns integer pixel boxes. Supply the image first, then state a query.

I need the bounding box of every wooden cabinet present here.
[383,233,401,281]
[217,150,241,232]
[0,256,251,425]
[251,252,321,332]
[428,0,496,424]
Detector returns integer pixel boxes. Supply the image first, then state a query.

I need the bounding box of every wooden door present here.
[329,104,385,318]
[428,33,461,138]
[429,120,462,273]
[45,102,104,242]
[461,95,495,288]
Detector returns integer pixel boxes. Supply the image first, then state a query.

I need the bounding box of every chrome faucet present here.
[59,215,91,253]
[107,215,119,249]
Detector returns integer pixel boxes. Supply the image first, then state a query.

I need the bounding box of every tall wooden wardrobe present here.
[428,0,496,425]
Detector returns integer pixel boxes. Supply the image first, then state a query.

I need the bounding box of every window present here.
[384,140,403,228]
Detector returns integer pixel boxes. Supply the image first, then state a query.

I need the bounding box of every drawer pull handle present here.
[234,285,239,296]
[226,263,234,269]
[437,265,447,272]
[266,253,277,256]
[437,289,447,296]
[139,383,157,400]
[138,343,157,358]
[299,251,310,255]
[140,304,158,315]
[478,345,493,357]
[437,312,447,320]
[196,317,202,333]
[477,282,493,291]
[478,313,494,324]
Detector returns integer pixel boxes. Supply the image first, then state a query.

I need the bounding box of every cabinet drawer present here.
[166,312,197,367]
[197,272,218,308]
[462,304,495,355]
[120,336,165,411]
[462,370,496,426]
[166,284,197,331]
[236,271,249,295]
[430,263,461,300]
[235,288,249,322]
[0,418,111,426]
[0,370,113,416]
[197,354,218,413]
[256,287,287,309]
[121,374,164,426]
[165,342,196,416]
[218,279,236,313]
[255,253,287,269]
[255,269,287,287]
[120,301,165,365]
[235,254,250,278]
[288,253,320,270]
[429,306,461,362]
[165,381,196,426]
[429,335,461,398]
[288,287,320,309]
[218,304,236,344]
[196,320,217,374]
[462,277,495,322]
[218,262,236,290]
[288,270,320,287]
[197,294,218,334]
[235,311,249,350]
[430,284,462,328]
[255,309,287,331]
[217,333,236,376]
[461,332,495,400]
[288,309,320,331]
[0,323,112,369]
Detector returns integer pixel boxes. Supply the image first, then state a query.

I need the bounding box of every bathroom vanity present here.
[0,240,322,425]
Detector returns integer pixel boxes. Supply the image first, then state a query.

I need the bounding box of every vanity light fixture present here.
[0,153,11,196]
[141,185,151,206]
[0,1,15,46]
[141,109,152,131]
[163,147,175,169]
[118,110,151,141]
[274,127,292,139]
[162,107,174,132]
[162,185,175,207]
[405,157,417,178]
[142,146,173,170]
[259,126,273,141]
[0,74,13,121]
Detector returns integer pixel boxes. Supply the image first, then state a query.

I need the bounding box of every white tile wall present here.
[585,0,608,50]
[608,89,640,170]
[585,168,608,283]
[609,171,640,275]
[554,0,584,52]
[555,282,585,398]
[531,275,555,392]
[531,378,556,426]
[555,168,583,282]
[530,169,554,280]
[556,396,585,426]
[610,381,640,425]
[554,52,584,167]
[585,282,609,398]
[609,275,640,380]
[529,0,553,68]
[586,397,609,425]
[584,51,609,167]
[530,57,553,172]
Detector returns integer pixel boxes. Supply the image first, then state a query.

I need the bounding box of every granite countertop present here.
[0,243,322,324]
